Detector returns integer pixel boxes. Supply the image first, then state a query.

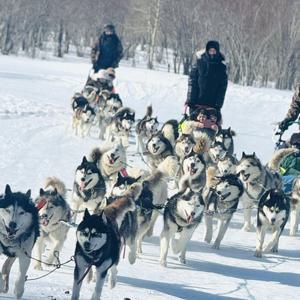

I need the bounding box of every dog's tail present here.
[145,104,153,118]
[90,147,102,163]
[158,156,180,178]
[193,133,211,153]
[230,129,236,137]
[268,148,297,171]
[205,166,219,189]
[45,177,67,197]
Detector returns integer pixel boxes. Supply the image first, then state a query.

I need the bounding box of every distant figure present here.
[279,83,300,132]
[186,40,228,122]
[91,23,123,72]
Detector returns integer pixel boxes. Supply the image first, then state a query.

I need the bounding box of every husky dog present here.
[71,94,96,137]
[179,153,206,193]
[136,105,159,154]
[254,189,290,257]
[236,152,282,231]
[104,182,143,266]
[215,127,236,155]
[203,172,244,249]
[175,134,195,162]
[71,156,106,223]
[290,177,300,236]
[0,185,39,298]
[90,141,127,191]
[208,141,227,165]
[98,93,123,140]
[160,189,204,266]
[217,154,238,176]
[145,132,174,169]
[106,107,135,147]
[161,119,179,147]
[34,177,71,270]
[71,210,120,300]
[136,169,168,253]
[111,172,141,197]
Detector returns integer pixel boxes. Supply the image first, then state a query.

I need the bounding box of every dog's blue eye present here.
[19,211,25,215]
[5,208,10,213]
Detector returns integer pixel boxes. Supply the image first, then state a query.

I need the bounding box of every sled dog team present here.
[1,75,298,300]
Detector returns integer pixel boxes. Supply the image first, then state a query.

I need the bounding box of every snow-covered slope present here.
[0,55,299,300]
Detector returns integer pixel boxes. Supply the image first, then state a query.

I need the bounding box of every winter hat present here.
[290,133,300,147]
[206,40,220,53]
[104,23,115,33]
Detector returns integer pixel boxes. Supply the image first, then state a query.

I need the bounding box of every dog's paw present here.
[128,252,136,265]
[254,250,262,258]
[179,256,186,264]
[34,263,43,271]
[204,235,212,244]
[171,239,180,254]
[290,229,297,236]
[14,281,24,299]
[271,246,278,253]
[242,224,254,232]
[91,292,101,300]
[159,259,167,267]
[212,242,220,250]
[0,275,4,293]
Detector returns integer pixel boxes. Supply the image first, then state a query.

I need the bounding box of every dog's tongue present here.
[80,182,87,191]
[42,219,49,226]
[187,215,194,224]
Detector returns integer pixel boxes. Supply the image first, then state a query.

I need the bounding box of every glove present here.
[278,119,290,132]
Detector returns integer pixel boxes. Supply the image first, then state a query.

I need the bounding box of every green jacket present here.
[279,151,300,176]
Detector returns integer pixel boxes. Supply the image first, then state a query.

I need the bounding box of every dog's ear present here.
[40,188,45,196]
[82,156,88,164]
[4,184,12,198]
[102,212,107,225]
[83,208,90,219]
[242,151,246,158]
[25,189,31,198]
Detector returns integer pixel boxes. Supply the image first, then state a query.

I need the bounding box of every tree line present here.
[0,0,299,89]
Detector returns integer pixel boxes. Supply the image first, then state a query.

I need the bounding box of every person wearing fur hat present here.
[91,23,123,72]
[278,83,300,132]
[186,40,228,122]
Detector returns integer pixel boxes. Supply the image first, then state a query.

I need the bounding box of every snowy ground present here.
[0,55,299,300]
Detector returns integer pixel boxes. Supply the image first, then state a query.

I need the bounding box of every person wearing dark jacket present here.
[186,40,228,121]
[91,24,123,72]
[279,84,300,132]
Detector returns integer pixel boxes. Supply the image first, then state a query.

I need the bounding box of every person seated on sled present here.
[274,133,300,194]
[185,40,228,123]
[180,108,219,137]
[278,83,300,133]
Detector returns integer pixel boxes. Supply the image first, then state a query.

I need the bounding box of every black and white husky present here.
[0,185,39,298]
[98,93,123,140]
[202,173,244,249]
[236,152,282,231]
[71,94,96,137]
[208,141,227,164]
[145,132,174,169]
[106,107,135,147]
[34,177,71,270]
[136,105,159,154]
[71,210,120,300]
[160,189,204,266]
[175,134,195,162]
[179,153,206,193]
[215,127,236,155]
[254,189,290,257]
[71,156,106,223]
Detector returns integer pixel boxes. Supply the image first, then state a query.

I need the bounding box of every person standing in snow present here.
[186,40,228,122]
[278,83,300,132]
[91,23,123,72]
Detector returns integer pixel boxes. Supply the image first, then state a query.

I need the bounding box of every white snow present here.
[0,55,299,300]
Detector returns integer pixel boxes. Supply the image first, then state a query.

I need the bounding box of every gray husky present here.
[0,185,39,299]
[236,152,282,231]
[254,189,290,257]
[136,104,159,154]
[215,127,236,155]
[160,189,204,266]
[34,177,71,270]
[203,172,244,249]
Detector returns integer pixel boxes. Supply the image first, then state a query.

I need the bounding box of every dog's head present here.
[182,153,206,176]
[0,185,38,240]
[217,155,238,176]
[236,152,262,183]
[119,109,135,131]
[175,134,195,158]
[259,189,289,225]
[111,173,141,196]
[104,94,123,117]
[145,117,159,135]
[214,174,244,202]
[36,188,68,228]
[81,105,96,123]
[77,209,108,253]
[75,156,102,191]
[209,141,227,163]
[104,142,126,169]
[176,189,204,224]
[146,133,170,156]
